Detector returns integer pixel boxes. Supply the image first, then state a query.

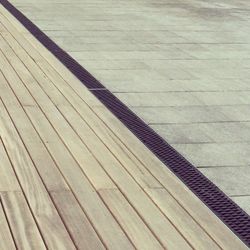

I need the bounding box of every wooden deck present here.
[0,5,247,250]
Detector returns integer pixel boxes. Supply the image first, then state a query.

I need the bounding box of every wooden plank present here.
[1,191,46,250]
[0,30,160,189]
[24,106,135,249]
[1,30,161,191]
[57,105,221,249]
[0,17,200,249]
[0,27,193,248]
[0,133,40,250]
[0,23,187,246]
[0,100,76,250]
[0,52,132,248]
[0,139,20,192]
[98,189,164,249]
[145,187,220,249]
[0,195,16,250]
[0,71,69,192]
[50,190,105,250]
[0,31,192,249]
[58,104,161,189]
[0,36,115,190]
[0,31,227,248]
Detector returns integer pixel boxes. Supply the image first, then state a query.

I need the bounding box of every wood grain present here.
[1,191,46,250]
[0,195,16,250]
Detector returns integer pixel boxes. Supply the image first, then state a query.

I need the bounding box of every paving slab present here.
[115,91,250,107]
[152,122,250,144]
[232,196,250,215]
[173,143,250,167]
[199,166,250,196]
[132,106,234,124]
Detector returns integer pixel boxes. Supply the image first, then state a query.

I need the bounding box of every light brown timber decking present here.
[0,4,248,250]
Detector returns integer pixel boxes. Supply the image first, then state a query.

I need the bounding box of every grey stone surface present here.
[131,106,241,124]
[173,143,250,167]
[10,0,250,214]
[199,166,250,196]
[152,122,250,144]
[115,92,203,107]
[231,196,250,215]
[115,91,250,107]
